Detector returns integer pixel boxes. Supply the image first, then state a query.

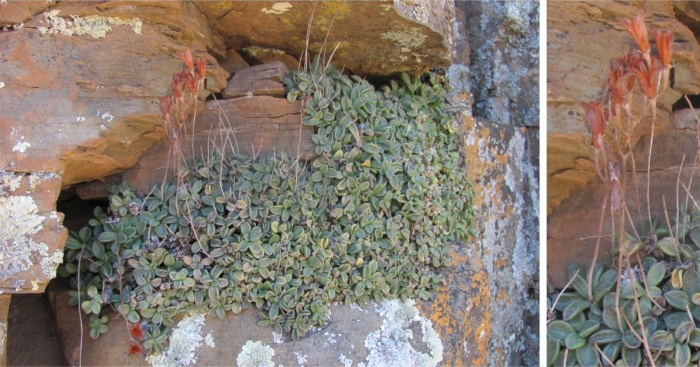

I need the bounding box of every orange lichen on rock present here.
[418,251,491,366]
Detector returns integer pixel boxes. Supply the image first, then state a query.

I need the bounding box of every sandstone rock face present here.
[547,1,700,288]
[119,94,315,196]
[547,1,700,215]
[194,1,454,76]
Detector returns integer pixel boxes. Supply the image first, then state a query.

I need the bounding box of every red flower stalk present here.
[158,96,171,116]
[178,50,194,74]
[581,101,607,149]
[128,341,144,356]
[130,323,144,340]
[621,11,650,54]
[629,58,659,99]
[184,73,197,95]
[604,143,623,212]
[608,59,628,108]
[196,58,207,81]
[171,76,183,102]
[653,24,677,68]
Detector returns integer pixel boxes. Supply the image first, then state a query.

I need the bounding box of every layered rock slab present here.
[194,1,454,76]
[117,95,315,196]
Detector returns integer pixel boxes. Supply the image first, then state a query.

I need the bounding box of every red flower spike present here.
[608,59,628,108]
[130,323,144,340]
[186,74,197,94]
[128,342,144,356]
[178,50,194,73]
[620,51,638,92]
[158,96,171,116]
[629,58,659,99]
[621,11,650,54]
[196,58,207,81]
[581,101,607,149]
[653,24,677,68]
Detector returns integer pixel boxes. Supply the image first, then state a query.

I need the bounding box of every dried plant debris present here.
[58,60,473,355]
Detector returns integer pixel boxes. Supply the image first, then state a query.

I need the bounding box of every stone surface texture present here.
[0,294,9,366]
[193,1,454,76]
[451,2,540,366]
[546,1,700,288]
[547,1,700,215]
[0,1,538,366]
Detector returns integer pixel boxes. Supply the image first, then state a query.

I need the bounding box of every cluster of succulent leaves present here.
[547,205,700,366]
[59,61,474,353]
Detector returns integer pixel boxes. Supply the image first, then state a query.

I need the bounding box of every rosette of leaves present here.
[548,248,700,366]
[59,62,474,346]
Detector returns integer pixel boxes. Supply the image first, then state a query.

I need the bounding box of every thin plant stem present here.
[549,268,580,321]
[77,246,85,367]
[587,194,608,302]
[625,255,657,367]
[662,195,682,263]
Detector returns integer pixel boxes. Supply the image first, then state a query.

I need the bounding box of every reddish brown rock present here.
[118,96,314,195]
[0,1,51,27]
[242,46,301,72]
[223,61,288,98]
[218,49,250,75]
[547,1,700,215]
[193,1,453,76]
[6,295,62,366]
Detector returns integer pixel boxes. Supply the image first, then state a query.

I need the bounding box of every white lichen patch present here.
[0,195,51,280]
[243,46,286,57]
[294,351,307,366]
[40,250,63,278]
[204,332,215,348]
[272,331,284,344]
[147,313,211,367]
[12,138,30,153]
[339,354,353,367]
[261,2,292,15]
[0,171,22,194]
[362,299,443,367]
[0,81,5,89]
[380,28,427,51]
[37,10,142,39]
[236,340,275,367]
[100,112,114,122]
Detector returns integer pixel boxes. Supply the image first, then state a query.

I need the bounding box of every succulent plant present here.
[548,206,700,366]
[59,62,473,348]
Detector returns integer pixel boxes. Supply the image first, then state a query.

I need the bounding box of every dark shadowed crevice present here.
[672,93,700,112]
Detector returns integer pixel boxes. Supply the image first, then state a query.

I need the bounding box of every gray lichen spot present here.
[236,340,275,367]
[261,2,292,15]
[0,195,54,280]
[37,10,142,39]
[380,28,427,50]
[360,299,443,367]
[147,313,214,367]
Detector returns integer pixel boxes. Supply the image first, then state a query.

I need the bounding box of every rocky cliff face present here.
[547,1,700,286]
[1,1,538,366]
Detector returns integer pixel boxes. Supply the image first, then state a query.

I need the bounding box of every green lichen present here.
[146,313,214,367]
[0,195,48,280]
[380,28,427,50]
[37,10,142,39]
[361,299,443,367]
[236,340,275,367]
